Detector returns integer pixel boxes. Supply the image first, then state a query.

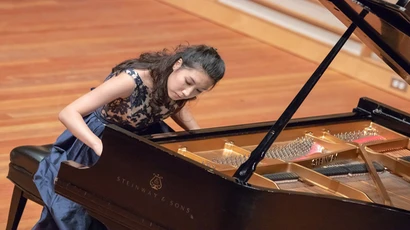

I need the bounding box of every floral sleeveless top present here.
[96,69,178,132]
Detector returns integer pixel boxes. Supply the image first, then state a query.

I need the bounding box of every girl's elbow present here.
[58,107,74,124]
[58,109,67,123]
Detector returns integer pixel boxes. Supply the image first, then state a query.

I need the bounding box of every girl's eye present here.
[197,89,202,93]
[185,79,192,85]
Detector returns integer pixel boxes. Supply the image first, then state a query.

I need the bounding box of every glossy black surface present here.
[354,97,410,136]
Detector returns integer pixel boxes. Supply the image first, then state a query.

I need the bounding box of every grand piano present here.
[54,0,410,229]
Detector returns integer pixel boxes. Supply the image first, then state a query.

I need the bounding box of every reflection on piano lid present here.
[54,1,410,230]
[320,0,410,83]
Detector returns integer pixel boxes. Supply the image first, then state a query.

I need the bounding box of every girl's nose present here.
[182,87,194,97]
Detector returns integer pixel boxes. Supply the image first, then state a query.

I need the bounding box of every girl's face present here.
[167,59,214,101]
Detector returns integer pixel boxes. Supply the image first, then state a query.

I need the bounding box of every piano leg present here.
[6,186,27,230]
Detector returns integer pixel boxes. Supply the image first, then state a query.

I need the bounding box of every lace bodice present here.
[96,69,178,132]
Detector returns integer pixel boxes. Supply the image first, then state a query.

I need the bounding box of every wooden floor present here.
[1,0,409,229]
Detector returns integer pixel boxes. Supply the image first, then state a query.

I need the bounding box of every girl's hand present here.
[93,139,103,156]
[171,107,200,131]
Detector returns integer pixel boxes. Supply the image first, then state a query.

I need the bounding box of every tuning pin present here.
[264,136,316,161]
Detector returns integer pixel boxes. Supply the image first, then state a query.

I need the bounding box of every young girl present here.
[32,44,225,229]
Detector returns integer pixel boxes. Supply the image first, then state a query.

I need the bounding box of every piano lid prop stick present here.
[233,10,369,184]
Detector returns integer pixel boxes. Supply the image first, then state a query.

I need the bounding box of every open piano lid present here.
[319,0,410,83]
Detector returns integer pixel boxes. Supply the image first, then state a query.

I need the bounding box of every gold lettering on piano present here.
[311,153,338,166]
[150,173,163,190]
[117,176,194,220]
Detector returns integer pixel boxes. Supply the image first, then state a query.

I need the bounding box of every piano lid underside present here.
[161,120,410,212]
[319,0,410,83]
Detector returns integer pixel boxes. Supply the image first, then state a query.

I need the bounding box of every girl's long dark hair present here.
[111,44,225,113]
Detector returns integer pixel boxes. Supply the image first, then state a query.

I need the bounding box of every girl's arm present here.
[58,72,137,156]
[171,106,200,131]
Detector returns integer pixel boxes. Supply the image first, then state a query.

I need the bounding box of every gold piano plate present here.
[177,147,280,190]
[161,120,410,212]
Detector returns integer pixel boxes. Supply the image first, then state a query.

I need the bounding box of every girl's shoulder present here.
[122,69,143,88]
[125,69,153,92]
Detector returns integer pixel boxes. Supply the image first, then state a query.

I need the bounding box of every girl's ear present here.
[173,58,183,70]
